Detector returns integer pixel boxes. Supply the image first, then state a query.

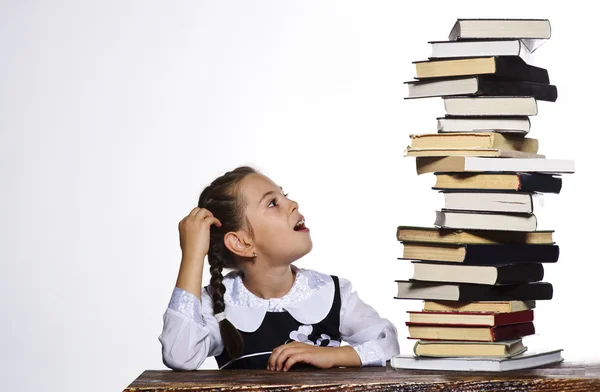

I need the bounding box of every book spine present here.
[494,56,550,84]
[494,310,535,326]
[518,173,562,193]
[476,79,558,102]
[458,282,553,301]
[491,322,535,341]
[463,244,560,264]
[448,21,461,41]
[494,263,544,285]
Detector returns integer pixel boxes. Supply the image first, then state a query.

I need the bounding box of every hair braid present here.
[207,240,244,359]
[197,166,257,360]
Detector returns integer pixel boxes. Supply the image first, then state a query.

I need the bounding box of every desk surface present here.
[124,362,600,392]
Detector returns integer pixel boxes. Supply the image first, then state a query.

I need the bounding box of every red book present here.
[407,321,535,342]
[407,310,534,327]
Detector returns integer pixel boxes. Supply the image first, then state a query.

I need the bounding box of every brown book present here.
[396,226,554,245]
[433,172,561,193]
[409,132,538,152]
[407,321,535,341]
[423,300,535,313]
[408,310,534,326]
[406,149,543,158]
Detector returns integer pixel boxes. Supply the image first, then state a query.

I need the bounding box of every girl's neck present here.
[241,264,297,300]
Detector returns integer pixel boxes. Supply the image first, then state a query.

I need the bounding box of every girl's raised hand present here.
[178,207,222,262]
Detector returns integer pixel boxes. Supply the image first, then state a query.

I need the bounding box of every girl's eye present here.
[268,198,278,208]
[283,193,289,198]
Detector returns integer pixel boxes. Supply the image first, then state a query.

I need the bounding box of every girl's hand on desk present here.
[267,342,361,372]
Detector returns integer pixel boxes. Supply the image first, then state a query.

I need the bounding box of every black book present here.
[395,280,553,301]
[410,261,544,285]
[406,76,557,101]
[400,243,559,264]
[413,56,549,84]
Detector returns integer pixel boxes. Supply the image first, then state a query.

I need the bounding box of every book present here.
[448,19,552,52]
[429,39,533,62]
[410,262,544,285]
[405,148,543,158]
[437,116,531,134]
[413,56,549,83]
[435,210,537,231]
[395,280,553,301]
[415,156,575,175]
[408,132,539,152]
[433,172,562,193]
[413,338,527,358]
[408,310,534,326]
[390,350,563,371]
[406,77,557,101]
[406,321,535,341]
[422,300,536,313]
[401,243,559,264]
[441,192,536,213]
[443,96,538,116]
[396,226,554,245]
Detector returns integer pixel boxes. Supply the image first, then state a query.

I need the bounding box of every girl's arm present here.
[158,286,224,370]
[159,207,224,370]
[338,278,400,366]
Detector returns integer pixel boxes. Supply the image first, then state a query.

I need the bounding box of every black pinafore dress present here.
[215,275,342,370]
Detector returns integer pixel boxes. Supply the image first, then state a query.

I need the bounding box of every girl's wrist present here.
[331,345,361,368]
[181,252,206,265]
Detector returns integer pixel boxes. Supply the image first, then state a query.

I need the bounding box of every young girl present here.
[159,166,400,371]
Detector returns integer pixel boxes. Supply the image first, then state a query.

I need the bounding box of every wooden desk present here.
[124,362,600,391]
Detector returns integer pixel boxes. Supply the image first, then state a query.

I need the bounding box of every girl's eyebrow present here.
[258,186,283,205]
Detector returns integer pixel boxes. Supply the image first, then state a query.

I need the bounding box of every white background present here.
[1,1,598,391]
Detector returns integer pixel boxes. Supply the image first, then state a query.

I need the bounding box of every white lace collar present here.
[221,265,335,332]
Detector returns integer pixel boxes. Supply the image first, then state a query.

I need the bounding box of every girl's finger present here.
[267,352,278,370]
[204,216,222,228]
[196,209,213,220]
[282,353,307,372]
[189,207,202,216]
[268,345,285,370]
[275,347,303,371]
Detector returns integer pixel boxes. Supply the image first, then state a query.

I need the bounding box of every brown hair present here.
[197,165,257,360]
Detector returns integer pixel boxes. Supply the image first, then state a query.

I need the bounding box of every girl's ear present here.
[224,231,254,259]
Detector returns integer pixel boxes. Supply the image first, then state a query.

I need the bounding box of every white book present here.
[435,210,537,231]
[391,350,563,372]
[442,192,536,214]
[448,19,552,52]
[415,156,576,175]
[429,39,533,63]
[436,116,531,134]
[443,96,538,116]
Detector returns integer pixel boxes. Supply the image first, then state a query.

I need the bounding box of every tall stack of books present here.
[391,19,575,372]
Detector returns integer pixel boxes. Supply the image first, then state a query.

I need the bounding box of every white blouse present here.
[158,266,400,370]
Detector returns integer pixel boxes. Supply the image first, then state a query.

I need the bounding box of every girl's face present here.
[239,173,312,266]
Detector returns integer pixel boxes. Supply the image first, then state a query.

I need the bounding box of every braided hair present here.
[197,166,257,360]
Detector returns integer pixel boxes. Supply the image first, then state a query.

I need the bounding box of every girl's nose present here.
[288,198,299,213]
